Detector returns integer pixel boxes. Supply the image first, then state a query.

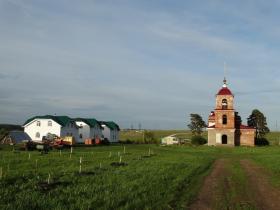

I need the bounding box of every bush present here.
[144,131,156,144]
[191,135,207,145]
[255,137,269,146]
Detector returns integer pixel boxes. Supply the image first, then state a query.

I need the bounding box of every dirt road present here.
[189,158,280,210]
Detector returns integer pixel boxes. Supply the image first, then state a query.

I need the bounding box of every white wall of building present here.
[75,121,90,143]
[216,133,221,143]
[24,119,61,141]
[24,117,118,143]
[90,124,103,139]
[24,119,79,142]
[101,125,119,142]
[74,121,103,143]
[60,122,79,143]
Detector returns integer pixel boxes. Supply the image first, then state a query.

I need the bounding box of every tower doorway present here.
[222,135,227,144]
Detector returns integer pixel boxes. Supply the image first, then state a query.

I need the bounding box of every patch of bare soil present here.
[189,159,230,210]
[240,159,280,210]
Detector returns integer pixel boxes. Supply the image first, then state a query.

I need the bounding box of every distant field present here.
[120,130,207,143]
[120,130,280,144]
[265,132,280,145]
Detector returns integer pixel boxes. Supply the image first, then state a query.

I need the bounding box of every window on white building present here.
[36,132,40,138]
[48,121,52,126]
[79,134,83,139]
[36,121,41,126]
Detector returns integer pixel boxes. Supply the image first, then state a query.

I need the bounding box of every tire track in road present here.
[189,158,256,210]
[240,159,280,210]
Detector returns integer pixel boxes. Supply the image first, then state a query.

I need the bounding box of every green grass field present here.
[1,142,280,209]
[0,145,218,210]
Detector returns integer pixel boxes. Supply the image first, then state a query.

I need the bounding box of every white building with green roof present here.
[23,115,79,141]
[100,121,120,142]
[74,118,103,143]
[23,115,120,143]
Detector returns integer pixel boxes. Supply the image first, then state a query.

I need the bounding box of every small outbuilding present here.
[1,131,31,145]
[161,135,179,145]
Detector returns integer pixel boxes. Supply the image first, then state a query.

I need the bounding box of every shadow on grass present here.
[110,162,128,167]
[37,180,71,192]
[75,171,96,176]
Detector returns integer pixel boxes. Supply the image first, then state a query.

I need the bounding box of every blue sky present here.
[0,0,280,129]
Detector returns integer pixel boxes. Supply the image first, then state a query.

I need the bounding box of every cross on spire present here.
[223,62,227,87]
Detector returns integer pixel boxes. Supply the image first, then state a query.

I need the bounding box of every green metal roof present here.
[23,115,72,127]
[100,121,120,131]
[74,118,102,128]
[23,115,119,130]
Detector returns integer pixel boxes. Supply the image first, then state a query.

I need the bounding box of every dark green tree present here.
[188,114,207,135]
[247,109,270,138]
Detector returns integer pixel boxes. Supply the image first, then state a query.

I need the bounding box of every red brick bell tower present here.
[207,78,255,146]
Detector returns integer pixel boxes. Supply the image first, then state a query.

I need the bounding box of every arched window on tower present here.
[222,115,227,125]
[222,99,228,109]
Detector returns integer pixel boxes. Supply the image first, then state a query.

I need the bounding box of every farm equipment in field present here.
[21,140,50,153]
[49,136,75,149]
[35,143,50,154]
[22,135,75,151]
[61,136,75,146]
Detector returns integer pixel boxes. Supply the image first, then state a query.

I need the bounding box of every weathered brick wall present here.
[240,130,255,146]
[215,129,235,146]
[214,110,235,128]
[207,129,235,146]
[208,114,215,126]
[215,95,234,109]
[208,86,256,146]
[207,129,216,145]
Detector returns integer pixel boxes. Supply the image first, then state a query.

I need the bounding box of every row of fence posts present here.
[0,146,154,180]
